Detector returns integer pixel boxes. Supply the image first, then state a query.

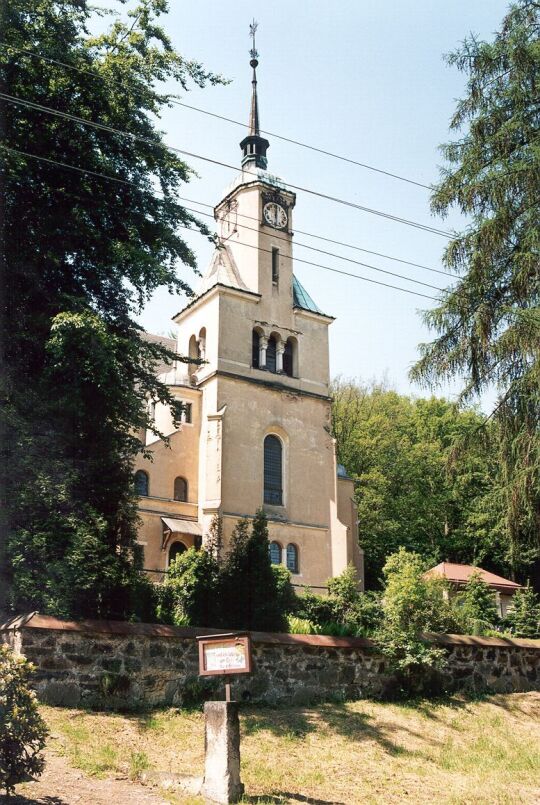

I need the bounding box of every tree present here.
[220,511,287,632]
[458,572,499,635]
[331,379,503,587]
[0,1,223,616]
[504,584,540,638]
[160,547,219,627]
[0,645,48,796]
[411,1,540,583]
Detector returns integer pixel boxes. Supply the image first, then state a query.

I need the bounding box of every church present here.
[133,43,364,592]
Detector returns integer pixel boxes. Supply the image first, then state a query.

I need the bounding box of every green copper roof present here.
[292,275,323,314]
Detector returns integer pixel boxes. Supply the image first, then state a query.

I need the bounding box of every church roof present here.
[197,244,249,296]
[293,275,323,314]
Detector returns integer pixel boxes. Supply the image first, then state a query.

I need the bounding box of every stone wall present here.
[1,613,539,708]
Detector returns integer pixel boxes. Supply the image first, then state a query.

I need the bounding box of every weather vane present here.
[249,19,259,65]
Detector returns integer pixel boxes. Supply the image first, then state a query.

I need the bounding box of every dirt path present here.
[7,750,170,805]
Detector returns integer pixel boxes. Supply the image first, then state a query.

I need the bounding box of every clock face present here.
[263,202,288,230]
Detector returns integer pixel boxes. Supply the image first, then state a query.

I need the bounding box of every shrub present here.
[287,615,316,634]
[272,565,297,615]
[0,645,48,796]
[374,548,448,697]
[294,590,335,625]
[504,585,540,638]
[161,547,219,627]
[457,571,499,635]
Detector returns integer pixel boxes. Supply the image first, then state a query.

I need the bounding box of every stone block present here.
[201,701,244,804]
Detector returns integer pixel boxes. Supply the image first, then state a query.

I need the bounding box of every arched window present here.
[286,544,299,574]
[264,435,283,505]
[252,330,260,368]
[283,339,294,377]
[174,476,188,502]
[168,541,187,566]
[188,334,199,376]
[134,470,149,497]
[269,541,282,565]
[266,335,277,373]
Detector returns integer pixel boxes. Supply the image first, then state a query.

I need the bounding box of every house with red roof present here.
[424,562,523,617]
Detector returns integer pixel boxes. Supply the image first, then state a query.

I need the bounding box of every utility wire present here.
[1,143,439,302]
[176,196,450,277]
[0,43,433,190]
[0,90,453,238]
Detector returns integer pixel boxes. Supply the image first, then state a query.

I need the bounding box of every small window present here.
[272,248,279,284]
[183,403,192,424]
[252,330,260,368]
[174,476,188,502]
[286,544,299,574]
[134,470,149,497]
[264,434,283,505]
[169,541,187,566]
[266,336,277,373]
[269,541,282,565]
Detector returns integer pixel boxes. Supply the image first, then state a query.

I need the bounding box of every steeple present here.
[240,20,270,170]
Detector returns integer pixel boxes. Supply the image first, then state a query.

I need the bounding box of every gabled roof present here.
[197,244,248,296]
[293,275,323,314]
[424,562,522,592]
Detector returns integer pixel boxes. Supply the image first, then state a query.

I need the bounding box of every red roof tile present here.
[424,562,522,592]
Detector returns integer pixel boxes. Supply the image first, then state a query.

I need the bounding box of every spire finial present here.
[240,19,269,169]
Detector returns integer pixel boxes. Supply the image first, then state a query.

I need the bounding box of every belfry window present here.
[252,330,260,368]
[286,544,299,574]
[266,336,277,373]
[173,476,188,502]
[264,434,283,506]
[272,248,279,284]
[183,403,192,424]
[134,470,149,497]
[269,541,282,565]
[283,339,294,377]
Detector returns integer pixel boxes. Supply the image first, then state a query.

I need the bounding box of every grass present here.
[41,692,540,804]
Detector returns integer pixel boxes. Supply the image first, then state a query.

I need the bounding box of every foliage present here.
[504,585,540,639]
[0,1,224,617]
[286,615,316,634]
[159,547,219,627]
[220,511,287,632]
[271,565,297,616]
[457,572,499,636]
[410,0,540,580]
[332,379,503,588]
[294,566,383,637]
[374,549,452,695]
[0,645,48,796]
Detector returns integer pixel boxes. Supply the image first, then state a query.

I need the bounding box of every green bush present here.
[503,585,540,638]
[457,571,499,635]
[0,645,48,796]
[272,565,297,615]
[160,547,219,627]
[374,548,448,697]
[286,615,316,634]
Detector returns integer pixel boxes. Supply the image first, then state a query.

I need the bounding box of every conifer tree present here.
[411,1,540,581]
[459,572,499,634]
[0,1,223,616]
[504,585,540,638]
[220,512,286,632]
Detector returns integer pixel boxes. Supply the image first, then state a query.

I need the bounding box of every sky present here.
[98,0,509,408]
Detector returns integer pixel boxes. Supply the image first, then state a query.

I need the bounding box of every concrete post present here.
[201,701,244,804]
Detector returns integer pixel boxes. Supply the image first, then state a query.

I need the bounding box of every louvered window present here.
[286,544,299,574]
[264,435,283,505]
[266,336,277,373]
[252,330,260,368]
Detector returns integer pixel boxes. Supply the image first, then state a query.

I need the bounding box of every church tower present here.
[133,26,364,590]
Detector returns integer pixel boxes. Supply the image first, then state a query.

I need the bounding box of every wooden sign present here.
[197,633,252,677]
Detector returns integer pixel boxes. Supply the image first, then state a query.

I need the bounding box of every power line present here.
[0,90,453,238]
[1,143,439,302]
[176,196,450,277]
[2,142,444,290]
[0,43,434,191]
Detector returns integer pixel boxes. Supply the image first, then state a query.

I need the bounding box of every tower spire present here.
[240,20,269,170]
